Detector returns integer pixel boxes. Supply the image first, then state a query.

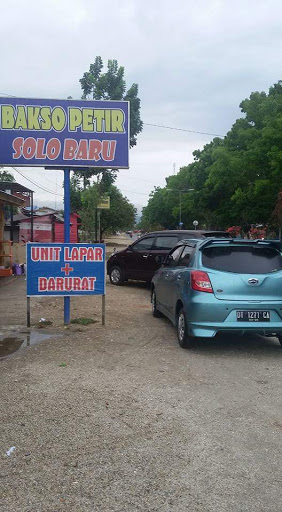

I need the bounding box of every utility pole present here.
[167,188,194,229]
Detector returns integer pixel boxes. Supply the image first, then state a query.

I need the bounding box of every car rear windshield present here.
[202,245,282,273]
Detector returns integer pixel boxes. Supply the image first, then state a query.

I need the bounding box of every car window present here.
[178,232,200,240]
[203,232,230,238]
[154,236,178,250]
[167,246,184,267]
[179,246,193,266]
[202,245,282,273]
[132,237,154,252]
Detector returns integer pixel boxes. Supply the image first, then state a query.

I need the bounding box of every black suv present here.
[107,230,230,285]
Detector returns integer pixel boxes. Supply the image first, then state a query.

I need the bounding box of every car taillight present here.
[191,271,213,293]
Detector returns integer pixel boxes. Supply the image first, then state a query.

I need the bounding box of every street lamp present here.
[167,188,195,229]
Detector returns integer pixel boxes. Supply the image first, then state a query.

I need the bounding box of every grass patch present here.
[70,317,97,326]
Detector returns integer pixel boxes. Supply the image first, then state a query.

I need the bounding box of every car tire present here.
[109,266,125,286]
[177,307,194,349]
[152,289,162,318]
[277,335,282,347]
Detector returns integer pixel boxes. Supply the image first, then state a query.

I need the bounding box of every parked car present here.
[107,229,230,285]
[151,238,282,348]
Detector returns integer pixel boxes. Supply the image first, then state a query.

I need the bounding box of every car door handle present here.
[142,254,149,258]
[176,275,181,280]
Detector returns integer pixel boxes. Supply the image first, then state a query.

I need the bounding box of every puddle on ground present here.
[0,330,62,358]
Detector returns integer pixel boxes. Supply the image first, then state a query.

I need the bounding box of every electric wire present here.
[0,91,220,197]
[0,92,224,137]
[0,92,16,97]
[11,167,64,196]
[143,122,224,137]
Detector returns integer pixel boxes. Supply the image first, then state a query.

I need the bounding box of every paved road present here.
[1,278,282,511]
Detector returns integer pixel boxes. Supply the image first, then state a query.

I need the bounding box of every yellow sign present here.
[97,196,110,209]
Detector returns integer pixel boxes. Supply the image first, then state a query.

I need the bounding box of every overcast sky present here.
[1,0,282,211]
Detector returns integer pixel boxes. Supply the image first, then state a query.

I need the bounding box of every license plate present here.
[236,310,270,322]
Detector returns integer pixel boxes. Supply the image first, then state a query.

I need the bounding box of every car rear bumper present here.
[185,297,282,338]
[189,321,282,338]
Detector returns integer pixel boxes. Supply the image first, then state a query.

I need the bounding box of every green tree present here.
[78,57,143,189]
[79,185,99,241]
[141,80,282,232]
[0,169,15,182]
[70,174,82,213]
[79,184,135,241]
[140,187,175,230]
[70,168,117,213]
[80,57,142,147]
[99,186,136,237]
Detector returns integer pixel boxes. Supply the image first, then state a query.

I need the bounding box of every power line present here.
[0,92,16,97]
[143,123,224,137]
[14,170,149,198]
[0,91,224,137]
[12,167,64,196]
[119,188,150,196]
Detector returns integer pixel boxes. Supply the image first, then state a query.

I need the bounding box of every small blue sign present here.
[27,243,105,296]
[0,97,129,168]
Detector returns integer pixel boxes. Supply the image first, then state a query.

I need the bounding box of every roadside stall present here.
[0,190,24,276]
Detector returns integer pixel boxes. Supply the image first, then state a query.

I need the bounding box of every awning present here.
[0,190,25,207]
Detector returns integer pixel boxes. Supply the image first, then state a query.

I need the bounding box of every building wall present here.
[55,214,78,243]
[11,243,26,264]
[19,213,79,243]
[0,201,5,268]
[19,215,54,243]
[0,201,4,241]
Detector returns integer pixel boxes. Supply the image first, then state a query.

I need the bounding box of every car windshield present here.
[202,245,282,273]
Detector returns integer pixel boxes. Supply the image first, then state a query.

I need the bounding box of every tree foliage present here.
[97,185,136,237]
[79,183,135,240]
[0,169,15,182]
[77,56,143,190]
[140,80,282,234]
[79,57,143,148]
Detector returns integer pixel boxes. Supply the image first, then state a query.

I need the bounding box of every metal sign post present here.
[97,196,110,242]
[27,296,30,328]
[64,168,71,324]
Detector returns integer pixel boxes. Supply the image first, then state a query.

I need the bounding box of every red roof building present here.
[18,212,79,243]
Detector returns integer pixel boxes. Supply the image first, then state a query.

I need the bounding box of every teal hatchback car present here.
[151,238,282,348]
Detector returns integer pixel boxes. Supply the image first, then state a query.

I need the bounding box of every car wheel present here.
[152,289,161,318]
[109,266,125,286]
[177,308,194,349]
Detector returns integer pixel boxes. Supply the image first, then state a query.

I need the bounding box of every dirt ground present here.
[1,275,282,511]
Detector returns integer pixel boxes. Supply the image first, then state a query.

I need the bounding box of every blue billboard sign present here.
[26,243,105,296]
[0,98,129,168]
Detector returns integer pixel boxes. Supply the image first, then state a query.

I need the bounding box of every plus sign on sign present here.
[26,243,105,296]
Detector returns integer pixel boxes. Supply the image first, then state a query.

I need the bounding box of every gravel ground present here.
[1,276,282,511]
